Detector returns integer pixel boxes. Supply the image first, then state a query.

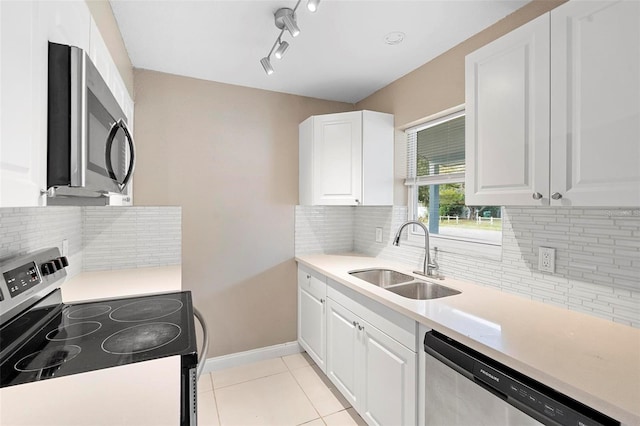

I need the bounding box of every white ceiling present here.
[111,0,530,103]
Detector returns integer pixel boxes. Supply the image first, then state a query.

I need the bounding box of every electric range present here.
[0,248,199,425]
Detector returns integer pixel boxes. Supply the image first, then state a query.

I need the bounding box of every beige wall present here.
[133,69,353,357]
[356,0,566,128]
[85,0,134,98]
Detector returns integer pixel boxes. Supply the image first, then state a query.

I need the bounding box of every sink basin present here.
[348,268,414,288]
[385,281,461,300]
[348,268,460,300]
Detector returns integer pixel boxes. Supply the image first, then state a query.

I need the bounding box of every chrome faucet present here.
[393,220,438,277]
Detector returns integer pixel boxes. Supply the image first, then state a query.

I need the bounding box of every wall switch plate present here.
[62,239,69,256]
[538,247,555,273]
[375,227,383,243]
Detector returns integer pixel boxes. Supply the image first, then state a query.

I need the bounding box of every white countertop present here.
[296,253,640,426]
[0,357,181,426]
[62,265,182,302]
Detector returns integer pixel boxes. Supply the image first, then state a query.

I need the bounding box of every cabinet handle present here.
[306,274,311,279]
[358,325,364,331]
[355,199,360,205]
[320,298,325,304]
[551,192,563,200]
[352,321,358,327]
[532,192,543,200]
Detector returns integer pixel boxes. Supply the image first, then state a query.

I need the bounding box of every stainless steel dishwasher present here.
[424,331,620,426]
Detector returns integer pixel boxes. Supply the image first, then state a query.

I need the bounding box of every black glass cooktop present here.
[0,291,197,388]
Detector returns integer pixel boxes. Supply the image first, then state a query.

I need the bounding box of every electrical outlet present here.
[62,239,69,256]
[538,247,555,273]
[375,227,383,243]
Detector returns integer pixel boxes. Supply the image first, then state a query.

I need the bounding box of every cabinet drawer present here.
[298,265,326,301]
[327,279,417,351]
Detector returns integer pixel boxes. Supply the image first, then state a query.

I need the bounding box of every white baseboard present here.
[201,341,303,373]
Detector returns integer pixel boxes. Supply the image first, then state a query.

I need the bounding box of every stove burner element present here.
[109,299,183,322]
[14,345,81,372]
[67,305,111,319]
[46,321,102,341]
[101,322,181,355]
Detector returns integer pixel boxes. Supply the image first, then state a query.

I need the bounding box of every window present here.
[405,107,502,248]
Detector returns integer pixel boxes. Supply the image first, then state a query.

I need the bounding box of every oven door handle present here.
[193,307,209,380]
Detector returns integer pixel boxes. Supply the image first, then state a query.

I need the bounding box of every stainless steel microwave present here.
[47,42,135,205]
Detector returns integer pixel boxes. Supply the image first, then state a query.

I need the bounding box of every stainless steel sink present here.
[349,268,461,300]
[348,268,414,288]
[385,281,461,300]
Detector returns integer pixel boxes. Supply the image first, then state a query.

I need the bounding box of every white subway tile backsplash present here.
[0,206,181,276]
[83,207,181,271]
[0,207,84,279]
[294,205,640,328]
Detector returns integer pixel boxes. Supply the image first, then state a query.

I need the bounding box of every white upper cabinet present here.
[41,1,91,51]
[465,13,550,206]
[550,0,640,206]
[299,110,394,206]
[466,0,640,207]
[0,1,47,207]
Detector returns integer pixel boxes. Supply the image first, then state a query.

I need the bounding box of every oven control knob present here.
[58,256,69,268]
[40,262,56,276]
[52,258,63,270]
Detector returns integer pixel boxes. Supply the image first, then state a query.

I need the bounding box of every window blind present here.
[405,111,465,186]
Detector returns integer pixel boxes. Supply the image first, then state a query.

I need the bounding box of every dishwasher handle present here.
[193,307,209,380]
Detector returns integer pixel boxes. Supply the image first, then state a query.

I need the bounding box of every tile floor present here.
[197,352,367,426]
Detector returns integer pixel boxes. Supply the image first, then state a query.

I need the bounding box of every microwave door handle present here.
[105,119,136,193]
[118,120,136,191]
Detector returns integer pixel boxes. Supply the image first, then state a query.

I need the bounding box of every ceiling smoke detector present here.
[384,31,405,46]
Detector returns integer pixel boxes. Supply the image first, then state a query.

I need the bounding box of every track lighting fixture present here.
[260,57,274,75]
[274,40,289,59]
[276,8,300,38]
[260,0,321,75]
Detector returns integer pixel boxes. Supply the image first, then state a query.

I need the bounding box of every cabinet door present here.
[298,285,326,373]
[550,0,640,206]
[0,1,45,206]
[465,13,550,206]
[359,320,416,426]
[326,299,360,407]
[312,112,362,205]
[361,111,394,206]
[298,267,327,372]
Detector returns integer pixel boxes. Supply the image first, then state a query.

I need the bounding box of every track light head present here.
[274,40,290,59]
[307,0,320,12]
[275,8,300,37]
[260,57,274,75]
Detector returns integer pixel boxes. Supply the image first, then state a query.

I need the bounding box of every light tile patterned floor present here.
[197,352,367,426]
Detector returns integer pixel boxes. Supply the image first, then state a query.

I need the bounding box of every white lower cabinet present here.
[297,266,327,372]
[325,290,417,425]
[326,298,360,405]
[297,266,418,426]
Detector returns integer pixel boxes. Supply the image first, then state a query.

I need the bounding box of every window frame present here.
[404,105,503,260]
